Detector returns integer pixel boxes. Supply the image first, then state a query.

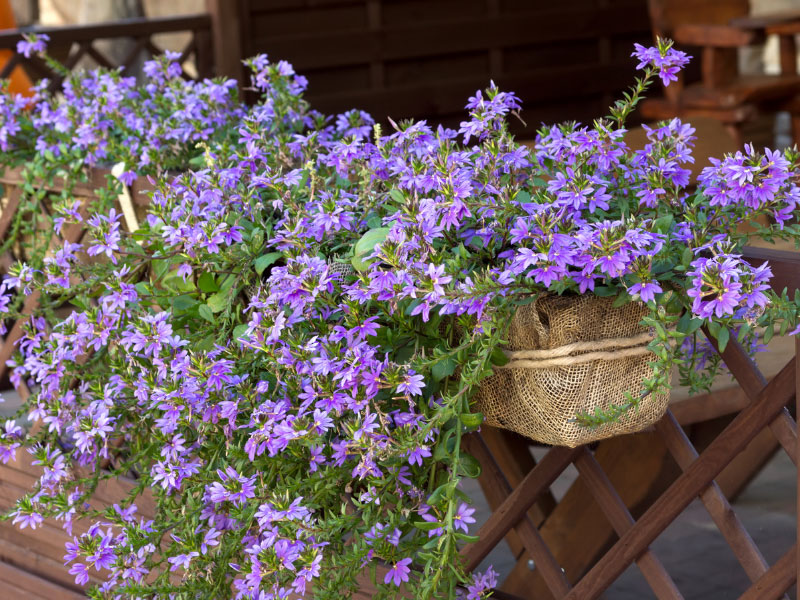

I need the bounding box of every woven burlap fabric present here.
[328,260,356,281]
[475,294,670,448]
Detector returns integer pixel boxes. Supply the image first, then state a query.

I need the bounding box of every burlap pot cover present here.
[475,294,670,448]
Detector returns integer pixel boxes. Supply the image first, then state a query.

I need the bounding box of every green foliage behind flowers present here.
[1,35,800,599]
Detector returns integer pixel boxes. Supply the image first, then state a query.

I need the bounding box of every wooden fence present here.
[219,0,653,132]
[0,2,654,133]
[0,14,215,88]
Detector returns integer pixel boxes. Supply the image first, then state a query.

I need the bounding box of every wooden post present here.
[779,33,798,76]
[796,336,800,590]
[206,0,244,86]
[194,27,214,80]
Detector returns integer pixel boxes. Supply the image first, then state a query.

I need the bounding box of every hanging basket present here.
[475,294,670,448]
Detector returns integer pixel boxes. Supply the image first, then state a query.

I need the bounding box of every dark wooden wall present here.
[232,0,652,135]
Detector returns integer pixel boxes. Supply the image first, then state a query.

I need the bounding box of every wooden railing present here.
[0,14,214,87]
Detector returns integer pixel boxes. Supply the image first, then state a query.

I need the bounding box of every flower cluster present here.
[632,39,691,86]
[1,37,800,600]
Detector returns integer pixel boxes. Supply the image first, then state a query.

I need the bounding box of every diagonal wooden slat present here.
[505,431,680,599]
[0,559,85,600]
[0,53,20,80]
[25,53,57,80]
[565,358,796,599]
[0,199,88,383]
[0,186,22,241]
[84,43,115,70]
[655,412,779,591]
[119,37,148,71]
[712,331,798,466]
[460,442,581,572]
[143,39,165,60]
[63,41,89,71]
[472,427,557,565]
[0,289,41,382]
[739,545,796,600]
[461,433,571,595]
[573,448,684,600]
[178,36,197,66]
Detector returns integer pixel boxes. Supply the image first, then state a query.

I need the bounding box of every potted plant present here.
[1,36,799,599]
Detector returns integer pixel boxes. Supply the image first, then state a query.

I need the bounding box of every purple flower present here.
[453,502,476,533]
[405,445,432,466]
[629,281,662,303]
[69,562,89,586]
[16,33,49,58]
[632,41,690,86]
[168,551,199,571]
[206,466,256,506]
[384,557,412,586]
[12,509,43,530]
[118,170,137,185]
[397,370,424,396]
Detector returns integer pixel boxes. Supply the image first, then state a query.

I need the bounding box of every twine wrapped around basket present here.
[475,294,669,448]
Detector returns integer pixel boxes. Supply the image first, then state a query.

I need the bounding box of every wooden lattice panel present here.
[0,14,214,87]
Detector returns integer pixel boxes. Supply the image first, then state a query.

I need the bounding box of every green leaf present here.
[219,274,237,293]
[490,346,509,367]
[197,272,219,293]
[70,297,89,311]
[716,327,730,352]
[431,357,456,381]
[413,520,443,531]
[196,335,216,352]
[171,295,197,312]
[457,453,482,478]
[152,259,171,282]
[351,227,390,272]
[612,292,630,308]
[681,247,694,267]
[433,427,456,462]
[459,412,484,429]
[514,190,531,204]
[233,324,249,341]
[198,304,215,323]
[676,311,692,333]
[188,153,206,168]
[427,481,455,505]
[388,188,404,204]
[687,318,704,334]
[207,291,229,313]
[255,252,282,275]
[653,214,673,234]
[594,286,617,297]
